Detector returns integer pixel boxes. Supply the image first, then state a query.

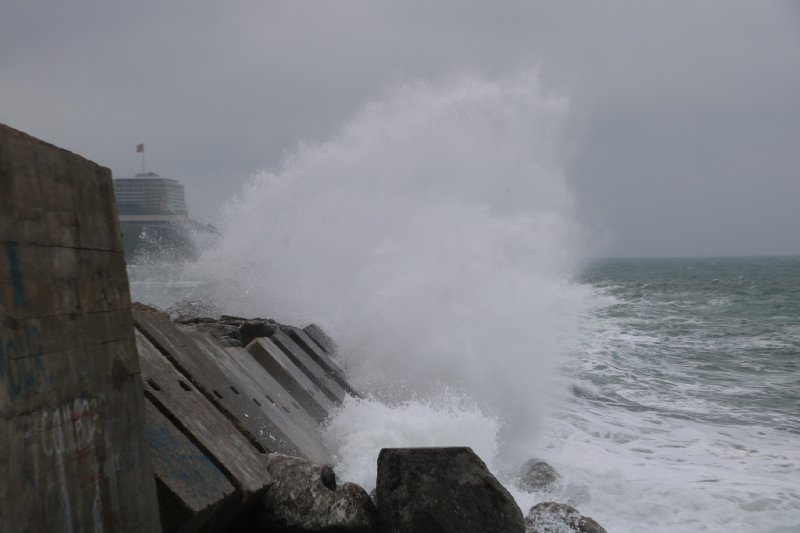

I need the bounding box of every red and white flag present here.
[136,143,144,153]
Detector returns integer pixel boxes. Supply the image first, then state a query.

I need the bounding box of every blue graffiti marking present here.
[0,324,48,398]
[4,243,25,307]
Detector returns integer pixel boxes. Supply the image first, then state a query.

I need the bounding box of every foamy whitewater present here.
[130,73,800,532]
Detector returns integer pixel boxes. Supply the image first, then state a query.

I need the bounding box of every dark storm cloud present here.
[2,0,798,256]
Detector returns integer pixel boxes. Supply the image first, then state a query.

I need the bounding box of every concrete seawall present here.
[0,124,161,532]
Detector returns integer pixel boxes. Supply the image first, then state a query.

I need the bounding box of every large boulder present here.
[376,447,525,533]
[517,459,560,492]
[251,454,377,533]
[524,502,606,533]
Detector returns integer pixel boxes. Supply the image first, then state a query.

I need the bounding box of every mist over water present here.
[188,71,593,474]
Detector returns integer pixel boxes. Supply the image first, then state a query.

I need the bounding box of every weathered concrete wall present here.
[0,124,161,532]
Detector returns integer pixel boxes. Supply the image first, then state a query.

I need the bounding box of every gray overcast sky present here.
[2,0,799,257]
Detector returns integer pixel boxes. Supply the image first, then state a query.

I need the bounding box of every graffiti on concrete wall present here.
[1,243,51,399]
[19,394,121,533]
[35,396,104,458]
[4,243,26,307]
[0,323,48,399]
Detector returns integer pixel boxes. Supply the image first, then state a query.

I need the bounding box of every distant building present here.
[113,172,191,260]
[114,172,188,218]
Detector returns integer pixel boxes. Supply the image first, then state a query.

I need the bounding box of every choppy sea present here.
[532,256,800,532]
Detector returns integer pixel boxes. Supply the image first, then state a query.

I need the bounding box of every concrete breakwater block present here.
[283,326,361,398]
[376,447,525,533]
[187,332,331,464]
[246,337,335,424]
[143,399,236,532]
[134,306,312,459]
[172,314,359,403]
[1,124,161,532]
[270,331,347,404]
[136,314,386,531]
[136,330,268,496]
[303,323,338,356]
[223,345,325,434]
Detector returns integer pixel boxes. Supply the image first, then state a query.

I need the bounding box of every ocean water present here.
[529,256,800,532]
[129,73,800,532]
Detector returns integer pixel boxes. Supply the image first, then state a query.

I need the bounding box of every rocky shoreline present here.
[140,307,605,533]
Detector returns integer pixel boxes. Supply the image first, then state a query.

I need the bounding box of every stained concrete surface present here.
[0,123,161,532]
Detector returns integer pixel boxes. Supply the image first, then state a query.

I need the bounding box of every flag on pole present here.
[136,143,144,153]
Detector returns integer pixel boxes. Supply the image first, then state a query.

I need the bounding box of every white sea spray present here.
[187,70,592,472]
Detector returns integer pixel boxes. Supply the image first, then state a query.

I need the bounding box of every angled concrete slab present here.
[134,307,326,461]
[246,337,335,424]
[223,346,321,432]
[270,331,347,404]
[144,399,236,533]
[187,332,331,464]
[135,307,299,457]
[284,326,360,398]
[303,324,337,356]
[135,329,268,499]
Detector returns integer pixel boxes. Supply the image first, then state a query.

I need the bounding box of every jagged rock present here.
[517,459,560,492]
[524,502,606,533]
[376,447,524,533]
[252,454,377,533]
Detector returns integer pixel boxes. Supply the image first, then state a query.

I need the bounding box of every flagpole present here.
[136,143,146,174]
